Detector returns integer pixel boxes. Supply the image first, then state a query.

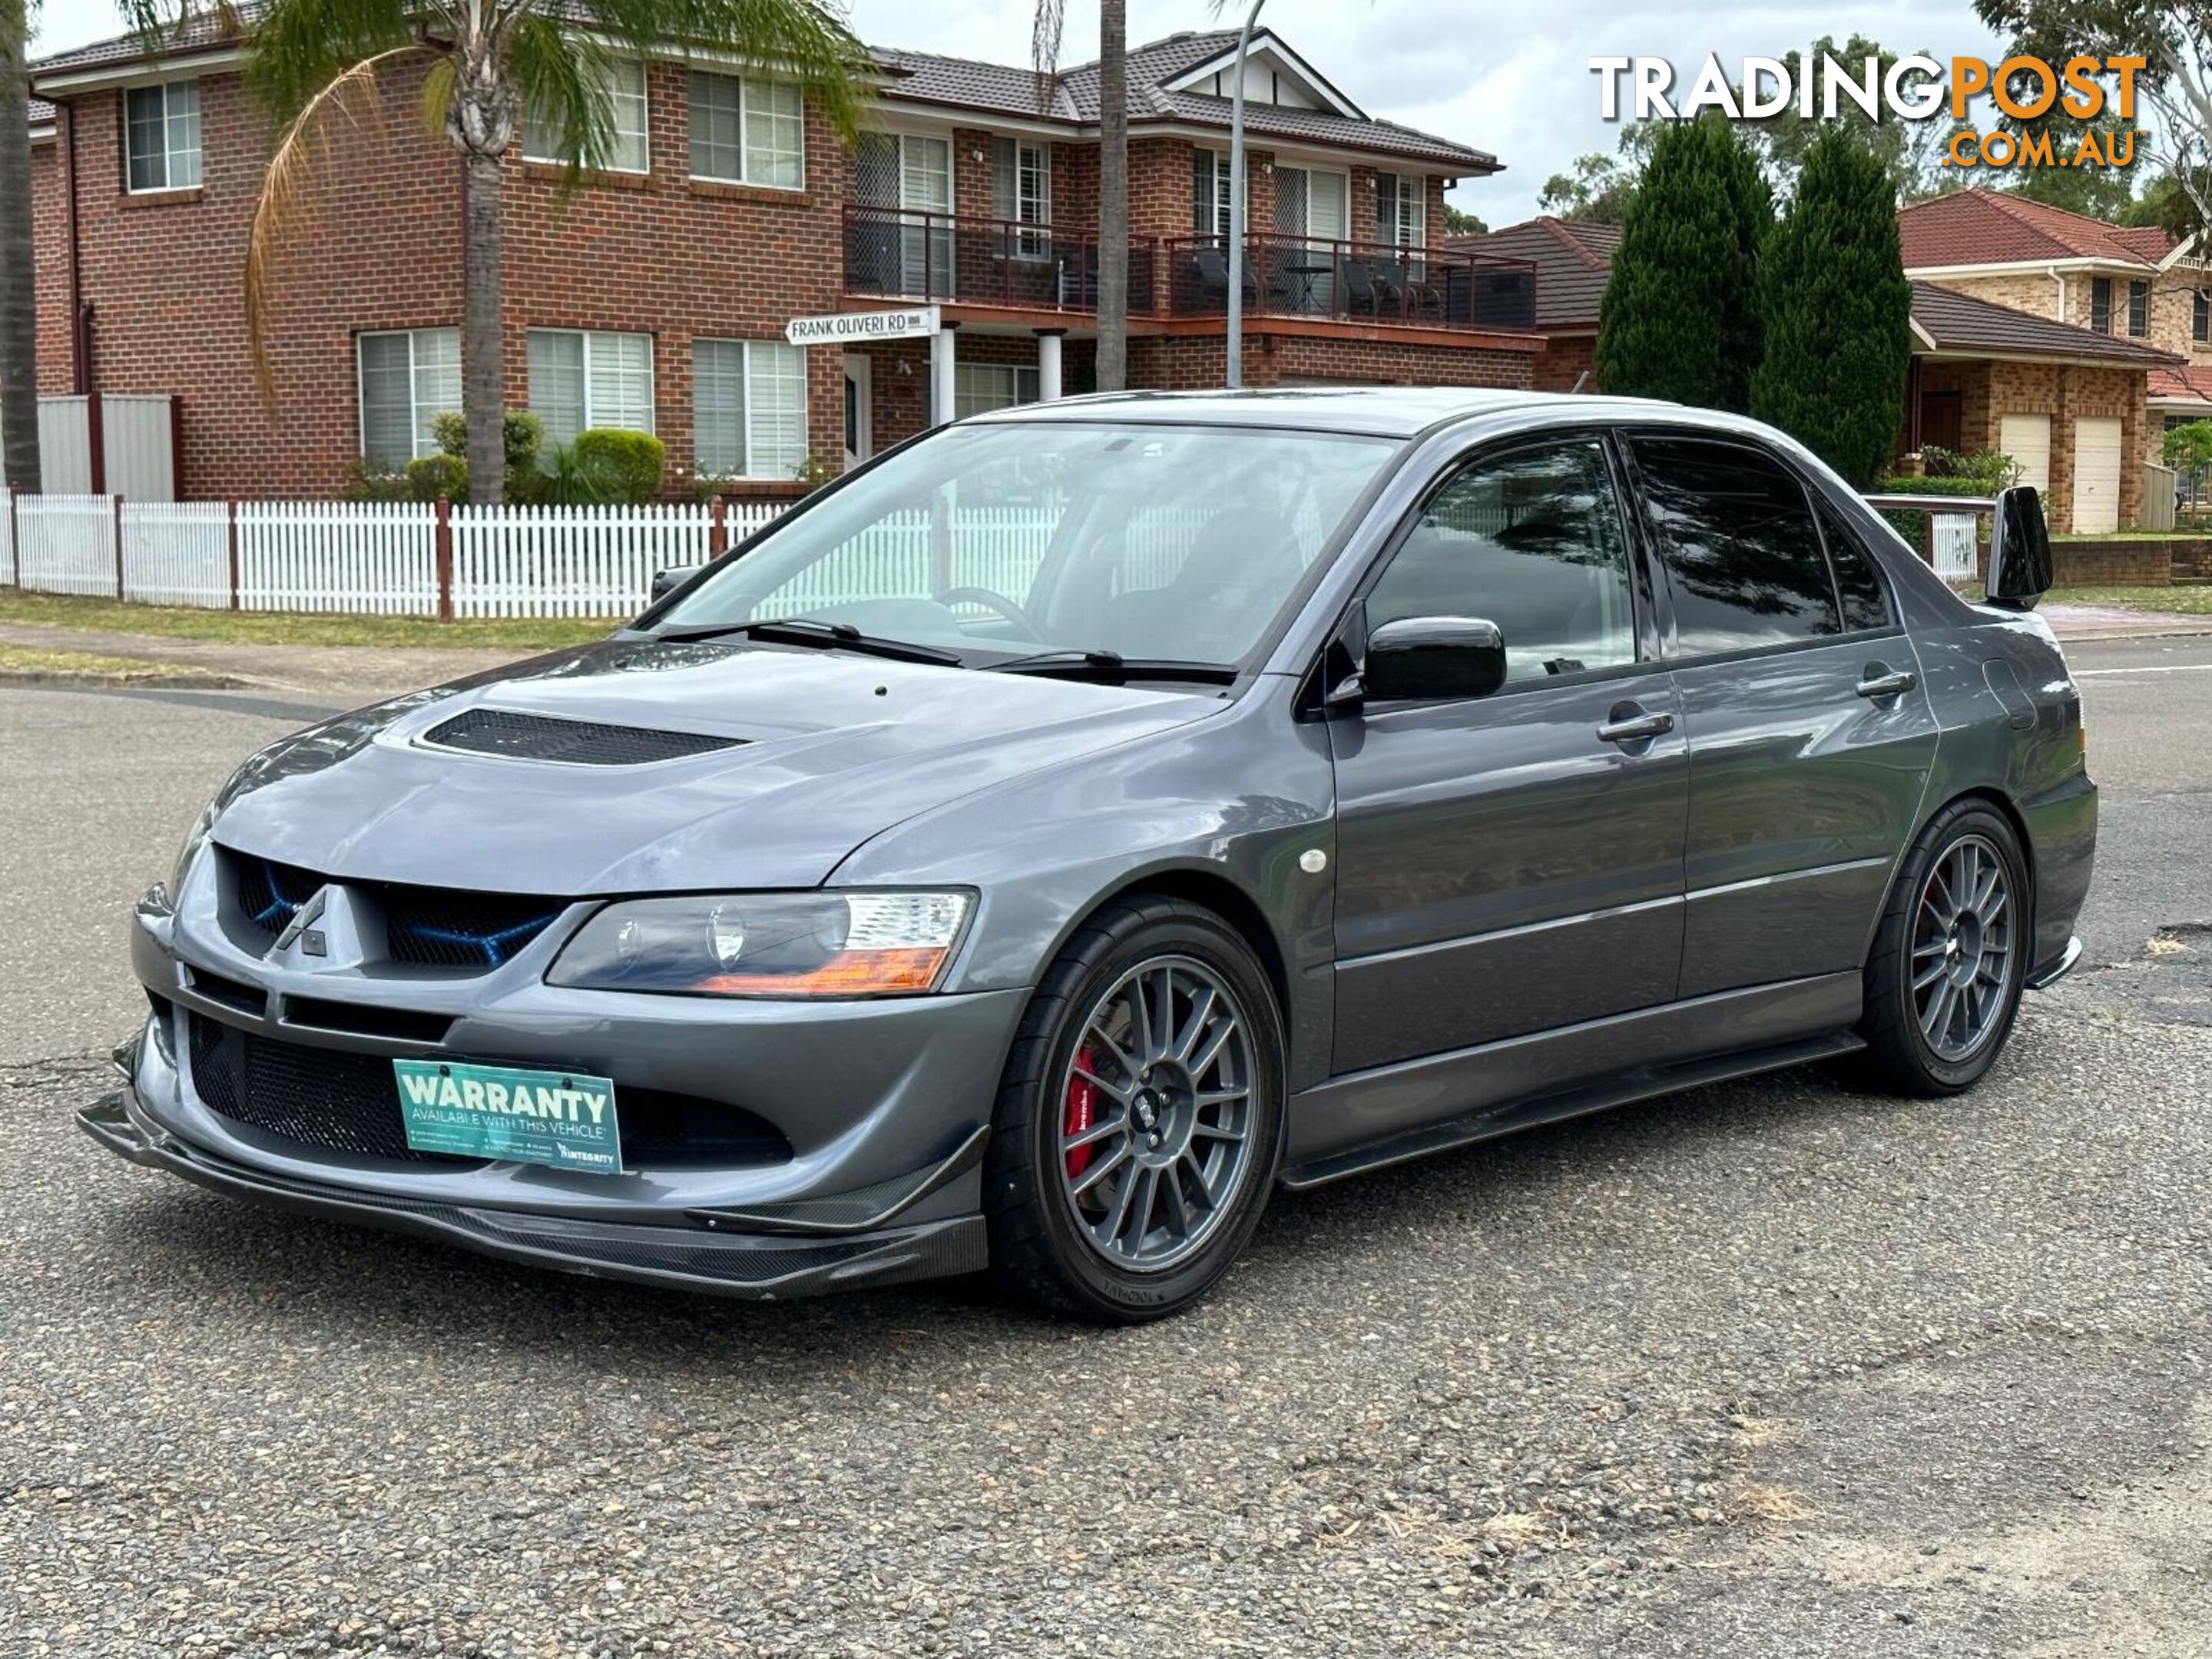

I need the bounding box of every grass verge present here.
[0,589,621,650]
[2047,585,2212,617]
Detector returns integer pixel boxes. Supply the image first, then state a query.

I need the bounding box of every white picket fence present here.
[0,495,786,619]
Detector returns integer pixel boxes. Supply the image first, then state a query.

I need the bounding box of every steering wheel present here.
[936,585,1045,641]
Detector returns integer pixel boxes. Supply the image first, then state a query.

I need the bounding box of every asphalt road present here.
[2,637,2210,1657]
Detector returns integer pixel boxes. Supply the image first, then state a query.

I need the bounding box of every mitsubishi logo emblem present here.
[271,886,331,958]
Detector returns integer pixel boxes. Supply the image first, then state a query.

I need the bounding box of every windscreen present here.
[658,420,1399,667]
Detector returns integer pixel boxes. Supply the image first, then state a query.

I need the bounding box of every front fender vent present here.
[423,708,745,767]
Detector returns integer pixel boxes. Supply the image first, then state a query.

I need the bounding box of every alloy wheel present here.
[1910,833,2015,1063]
[1055,955,1256,1274]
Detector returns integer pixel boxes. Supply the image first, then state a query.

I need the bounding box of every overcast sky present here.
[31,0,2011,226]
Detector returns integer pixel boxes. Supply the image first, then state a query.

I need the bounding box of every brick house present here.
[23,21,1541,500]
[1442,216,1615,392]
[1899,188,2205,526]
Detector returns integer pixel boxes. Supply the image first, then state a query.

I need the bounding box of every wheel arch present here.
[1864,784,2038,971]
[1067,866,1293,1031]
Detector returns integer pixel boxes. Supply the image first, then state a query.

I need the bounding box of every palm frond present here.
[596,0,873,144]
[506,15,617,177]
[245,0,418,122]
[243,45,422,407]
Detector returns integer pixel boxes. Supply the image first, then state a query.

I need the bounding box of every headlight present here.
[547,890,973,998]
[173,802,221,893]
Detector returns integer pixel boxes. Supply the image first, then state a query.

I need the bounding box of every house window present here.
[688,72,803,189]
[692,339,808,479]
[953,363,1041,419]
[2196,290,2209,343]
[1375,173,1425,249]
[1192,150,1240,240]
[992,137,1051,256]
[525,59,649,173]
[124,81,201,193]
[357,329,461,465]
[2091,276,2113,333]
[2129,279,2151,338]
[527,329,655,449]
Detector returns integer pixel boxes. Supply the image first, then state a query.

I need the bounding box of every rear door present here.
[1328,432,1688,1074]
[1624,432,1937,1000]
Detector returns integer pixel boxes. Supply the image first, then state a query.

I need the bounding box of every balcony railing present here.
[1163,233,1538,331]
[843,205,1155,315]
[842,208,1538,335]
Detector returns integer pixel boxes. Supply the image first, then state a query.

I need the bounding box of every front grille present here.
[187,1015,791,1170]
[225,850,564,972]
[381,886,567,970]
[425,708,744,767]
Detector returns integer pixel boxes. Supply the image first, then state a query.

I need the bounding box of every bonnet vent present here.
[424,708,746,766]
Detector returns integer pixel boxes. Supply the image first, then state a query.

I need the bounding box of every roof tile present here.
[1899,188,2174,270]
[1911,280,2181,365]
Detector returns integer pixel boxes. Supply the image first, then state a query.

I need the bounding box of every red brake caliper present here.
[1064,1046,1099,1180]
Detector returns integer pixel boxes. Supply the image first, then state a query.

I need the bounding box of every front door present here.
[1330,434,1688,1076]
[1624,432,1939,999]
[842,353,873,472]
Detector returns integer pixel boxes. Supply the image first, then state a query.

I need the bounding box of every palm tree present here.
[1033,0,1127,390]
[125,0,869,502]
[0,0,41,493]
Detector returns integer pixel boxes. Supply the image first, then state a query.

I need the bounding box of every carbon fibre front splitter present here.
[78,1091,989,1301]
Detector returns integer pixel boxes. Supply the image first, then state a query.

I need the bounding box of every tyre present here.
[985,896,1285,1323]
[1857,799,2032,1096]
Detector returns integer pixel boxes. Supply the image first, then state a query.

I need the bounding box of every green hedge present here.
[1872,475,1998,497]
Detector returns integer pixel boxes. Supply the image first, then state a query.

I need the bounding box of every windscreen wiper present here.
[654,618,965,667]
[984,648,1239,686]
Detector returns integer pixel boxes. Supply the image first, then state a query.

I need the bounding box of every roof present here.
[1911,280,2182,366]
[2149,364,2212,405]
[976,385,1587,439]
[1445,217,1618,329]
[28,97,53,128]
[1899,188,2178,270]
[32,17,1498,174]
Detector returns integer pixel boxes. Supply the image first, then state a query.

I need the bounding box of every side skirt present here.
[1280,971,1863,1190]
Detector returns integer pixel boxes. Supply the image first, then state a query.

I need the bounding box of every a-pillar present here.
[931,322,959,426]
[1036,329,1065,401]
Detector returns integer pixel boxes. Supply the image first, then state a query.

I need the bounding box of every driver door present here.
[1328,433,1689,1075]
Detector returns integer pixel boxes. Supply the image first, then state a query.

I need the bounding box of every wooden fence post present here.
[5,485,18,589]
[434,495,454,621]
[225,498,241,610]
[112,493,126,600]
[710,495,727,558]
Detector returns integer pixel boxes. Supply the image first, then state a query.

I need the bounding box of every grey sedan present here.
[82,389,2094,1323]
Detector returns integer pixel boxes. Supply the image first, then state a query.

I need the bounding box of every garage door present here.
[1998,413,2051,496]
[2074,416,2124,535]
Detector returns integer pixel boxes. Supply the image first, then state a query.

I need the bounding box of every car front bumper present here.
[91,881,1031,1300]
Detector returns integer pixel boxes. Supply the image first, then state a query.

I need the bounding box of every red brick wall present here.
[1131,332,1533,390]
[31,136,69,392]
[1529,333,1594,393]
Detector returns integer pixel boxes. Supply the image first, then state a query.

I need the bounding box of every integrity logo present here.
[1591,53,2147,174]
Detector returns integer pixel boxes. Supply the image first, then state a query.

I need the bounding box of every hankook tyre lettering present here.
[81,390,2095,1323]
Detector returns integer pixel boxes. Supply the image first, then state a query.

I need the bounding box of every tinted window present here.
[1818,503,1893,633]
[1631,437,1840,655]
[1367,439,1636,684]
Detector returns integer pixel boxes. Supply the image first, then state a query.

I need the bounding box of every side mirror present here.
[1361,616,1509,703]
[651,565,704,603]
[1986,485,2052,610]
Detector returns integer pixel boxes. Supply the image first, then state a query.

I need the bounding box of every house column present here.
[931,323,959,426]
[1036,329,1065,401]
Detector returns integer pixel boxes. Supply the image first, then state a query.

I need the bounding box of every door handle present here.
[1596,705,1674,747]
[1856,667,1918,700]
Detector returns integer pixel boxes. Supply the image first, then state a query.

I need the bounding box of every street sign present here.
[785,306,941,346]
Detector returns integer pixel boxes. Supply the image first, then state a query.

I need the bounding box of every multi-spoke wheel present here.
[1860,802,2031,1095]
[985,898,1283,1322]
[1057,957,1256,1273]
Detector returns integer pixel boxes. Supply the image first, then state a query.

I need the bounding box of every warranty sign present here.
[393,1060,624,1174]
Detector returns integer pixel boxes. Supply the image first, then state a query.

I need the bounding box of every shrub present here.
[404,453,469,502]
[1750,126,1912,488]
[342,456,412,502]
[1596,114,1771,412]
[427,409,546,502]
[1919,445,2019,487]
[570,428,667,503]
